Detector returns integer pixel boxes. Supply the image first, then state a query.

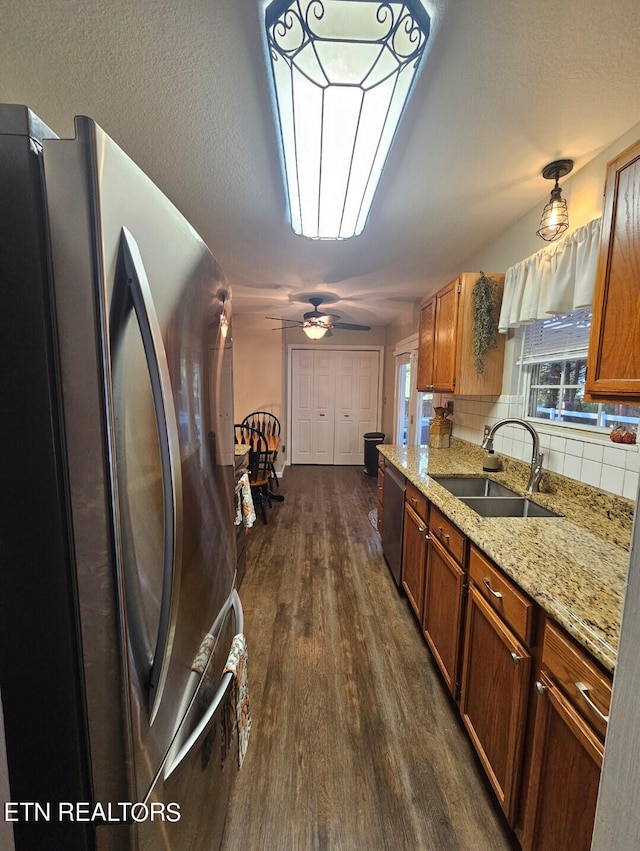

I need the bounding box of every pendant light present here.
[536,159,574,242]
[264,0,431,240]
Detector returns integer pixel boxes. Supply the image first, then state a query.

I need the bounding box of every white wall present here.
[232,314,284,425]
[459,119,640,280]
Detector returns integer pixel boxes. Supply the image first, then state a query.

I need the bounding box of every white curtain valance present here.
[498,216,602,332]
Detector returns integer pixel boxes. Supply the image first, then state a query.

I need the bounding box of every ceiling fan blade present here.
[332,321,371,331]
[266,315,302,323]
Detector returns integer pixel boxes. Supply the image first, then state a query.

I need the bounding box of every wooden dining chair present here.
[241,411,283,498]
[234,423,272,523]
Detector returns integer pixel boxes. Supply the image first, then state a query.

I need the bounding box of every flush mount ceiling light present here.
[536,159,574,242]
[264,0,431,240]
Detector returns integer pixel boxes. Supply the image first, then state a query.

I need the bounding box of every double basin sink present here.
[432,476,561,518]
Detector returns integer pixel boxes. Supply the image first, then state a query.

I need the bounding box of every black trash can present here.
[363,432,385,477]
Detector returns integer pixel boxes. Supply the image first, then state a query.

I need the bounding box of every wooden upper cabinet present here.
[586,138,640,401]
[417,272,506,395]
[432,278,460,391]
[417,296,435,391]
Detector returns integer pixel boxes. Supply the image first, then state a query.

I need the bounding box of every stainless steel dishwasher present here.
[381,462,405,586]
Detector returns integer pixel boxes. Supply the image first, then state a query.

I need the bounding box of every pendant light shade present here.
[536,159,574,242]
[265,0,431,240]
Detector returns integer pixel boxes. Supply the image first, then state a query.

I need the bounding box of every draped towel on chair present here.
[498,217,602,331]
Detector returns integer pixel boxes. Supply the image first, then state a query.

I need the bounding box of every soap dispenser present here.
[482,450,502,472]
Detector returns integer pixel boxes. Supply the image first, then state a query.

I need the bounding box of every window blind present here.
[517,308,592,365]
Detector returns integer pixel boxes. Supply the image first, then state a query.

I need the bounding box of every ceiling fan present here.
[267,296,371,339]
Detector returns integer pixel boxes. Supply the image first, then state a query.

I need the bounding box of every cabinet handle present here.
[437,526,450,542]
[483,577,503,599]
[534,680,547,696]
[410,496,418,507]
[418,526,426,533]
[576,681,609,725]
[510,652,522,665]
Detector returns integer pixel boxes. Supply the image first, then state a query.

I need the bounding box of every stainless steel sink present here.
[459,496,561,518]
[432,476,519,499]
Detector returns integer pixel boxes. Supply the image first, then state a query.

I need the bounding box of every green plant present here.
[472,272,500,373]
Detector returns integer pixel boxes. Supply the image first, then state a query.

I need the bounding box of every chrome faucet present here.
[481,418,544,493]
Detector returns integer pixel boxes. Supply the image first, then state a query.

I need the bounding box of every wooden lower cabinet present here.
[519,670,603,850]
[518,618,611,850]
[422,533,466,698]
[395,490,608,847]
[460,584,531,825]
[401,501,427,620]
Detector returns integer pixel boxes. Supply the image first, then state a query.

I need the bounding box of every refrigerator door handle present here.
[163,590,244,780]
[119,227,183,723]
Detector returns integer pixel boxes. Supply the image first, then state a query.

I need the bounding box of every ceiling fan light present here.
[303,319,329,339]
[264,0,431,240]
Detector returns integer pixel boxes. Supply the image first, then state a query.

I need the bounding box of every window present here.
[394,339,433,445]
[395,354,411,445]
[519,310,640,433]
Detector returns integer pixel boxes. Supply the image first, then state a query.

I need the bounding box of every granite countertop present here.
[379,440,634,673]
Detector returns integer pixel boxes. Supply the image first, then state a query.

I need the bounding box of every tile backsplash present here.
[434,393,640,502]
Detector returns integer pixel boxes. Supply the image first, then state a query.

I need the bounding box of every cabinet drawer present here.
[541,619,612,740]
[378,452,385,470]
[429,505,466,566]
[405,481,428,522]
[469,546,533,645]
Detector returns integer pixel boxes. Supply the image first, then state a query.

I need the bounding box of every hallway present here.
[221,466,515,850]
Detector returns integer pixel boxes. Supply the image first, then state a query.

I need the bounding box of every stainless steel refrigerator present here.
[0,103,242,850]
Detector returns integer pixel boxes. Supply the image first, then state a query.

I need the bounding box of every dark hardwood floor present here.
[221,466,516,851]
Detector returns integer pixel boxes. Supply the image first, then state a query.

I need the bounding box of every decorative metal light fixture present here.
[536,159,574,242]
[264,0,431,240]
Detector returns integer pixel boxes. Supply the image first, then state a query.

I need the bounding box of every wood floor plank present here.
[221,466,516,851]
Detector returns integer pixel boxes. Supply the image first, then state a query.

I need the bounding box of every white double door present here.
[291,348,381,465]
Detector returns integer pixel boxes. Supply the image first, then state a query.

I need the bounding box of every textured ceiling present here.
[3,0,640,327]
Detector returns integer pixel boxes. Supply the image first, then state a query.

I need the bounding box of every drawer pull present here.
[510,652,522,665]
[418,526,426,533]
[576,681,609,725]
[535,680,547,696]
[410,496,418,507]
[483,577,503,599]
[437,527,450,542]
